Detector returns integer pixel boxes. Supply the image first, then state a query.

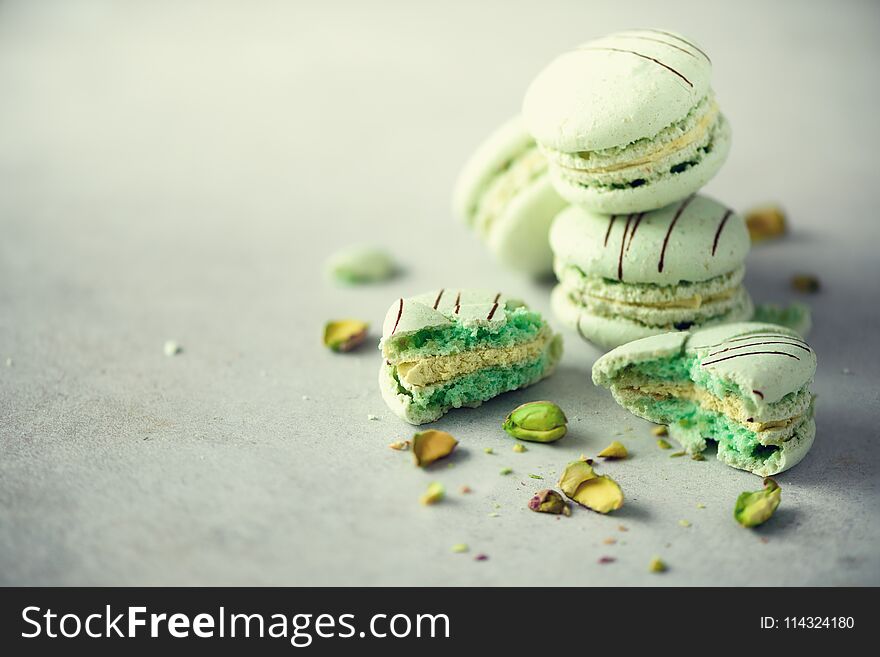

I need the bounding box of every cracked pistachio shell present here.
[528,489,570,515]
[502,401,567,443]
[569,476,624,514]
[558,460,597,497]
[323,319,369,352]
[598,441,628,459]
[734,478,781,528]
[411,430,458,467]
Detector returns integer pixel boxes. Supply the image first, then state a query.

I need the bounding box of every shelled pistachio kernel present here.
[527,489,570,516]
[502,401,567,443]
[734,478,781,528]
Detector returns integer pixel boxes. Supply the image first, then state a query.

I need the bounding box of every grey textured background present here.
[1,0,879,586]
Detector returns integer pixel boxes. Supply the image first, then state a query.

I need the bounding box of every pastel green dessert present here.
[326,245,396,284]
[551,194,753,349]
[379,289,562,424]
[523,29,730,213]
[592,322,817,476]
[453,117,568,276]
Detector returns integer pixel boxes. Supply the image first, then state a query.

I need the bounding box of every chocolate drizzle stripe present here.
[493,292,501,303]
[701,351,801,367]
[642,29,711,62]
[703,333,810,349]
[626,212,645,253]
[619,34,697,58]
[454,291,461,314]
[753,389,765,399]
[390,298,404,335]
[486,302,499,321]
[604,215,617,247]
[658,195,695,272]
[578,46,693,88]
[707,340,813,358]
[617,214,634,280]
[711,210,733,256]
[433,289,444,310]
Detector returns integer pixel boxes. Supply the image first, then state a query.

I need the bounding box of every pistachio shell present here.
[502,401,568,443]
[323,319,369,352]
[569,475,624,514]
[558,460,597,497]
[598,440,628,459]
[734,477,781,528]
[411,430,458,467]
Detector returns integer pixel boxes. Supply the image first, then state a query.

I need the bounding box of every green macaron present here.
[523,29,730,214]
[453,117,568,276]
[550,194,753,349]
[378,289,562,424]
[592,322,817,476]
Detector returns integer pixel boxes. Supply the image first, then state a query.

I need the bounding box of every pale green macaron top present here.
[523,28,712,152]
[453,117,567,275]
[550,194,749,285]
[593,322,816,409]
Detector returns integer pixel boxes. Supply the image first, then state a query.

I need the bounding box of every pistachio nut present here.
[323,319,369,352]
[411,429,458,467]
[734,477,781,528]
[558,460,623,513]
[527,489,570,516]
[502,401,567,443]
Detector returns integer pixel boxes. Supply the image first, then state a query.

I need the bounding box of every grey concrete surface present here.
[1,0,878,586]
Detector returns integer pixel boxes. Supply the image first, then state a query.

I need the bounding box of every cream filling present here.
[473,147,548,237]
[397,330,550,388]
[624,382,802,432]
[558,101,719,174]
[585,286,737,310]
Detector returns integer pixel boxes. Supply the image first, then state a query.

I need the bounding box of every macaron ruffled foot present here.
[523,29,729,214]
[592,322,817,476]
[378,289,562,424]
[550,194,753,350]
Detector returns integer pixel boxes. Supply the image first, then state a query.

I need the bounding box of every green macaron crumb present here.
[326,245,396,285]
[499,467,513,475]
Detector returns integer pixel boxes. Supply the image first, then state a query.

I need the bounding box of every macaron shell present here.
[550,191,748,285]
[486,177,568,275]
[547,114,731,213]
[524,29,712,152]
[381,289,511,340]
[453,116,533,224]
[687,322,816,406]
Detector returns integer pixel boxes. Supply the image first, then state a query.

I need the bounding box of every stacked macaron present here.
[453,117,567,276]
[523,29,748,349]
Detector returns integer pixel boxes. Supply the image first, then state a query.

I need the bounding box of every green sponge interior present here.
[384,306,546,362]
